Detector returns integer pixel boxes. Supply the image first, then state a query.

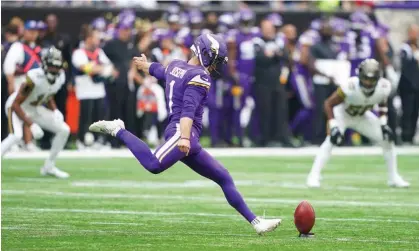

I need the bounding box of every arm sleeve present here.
[253,38,271,67]
[102,41,114,62]
[98,49,112,64]
[3,43,23,75]
[180,84,207,120]
[72,50,89,69]
[149,62,166,81]
[336,87,346,99]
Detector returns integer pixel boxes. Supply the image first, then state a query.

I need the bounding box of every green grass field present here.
[2,155,419,250]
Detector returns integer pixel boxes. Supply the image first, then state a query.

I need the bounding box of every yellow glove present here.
[231,86,243,96]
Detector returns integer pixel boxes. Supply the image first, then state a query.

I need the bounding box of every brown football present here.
[294,200,315,234]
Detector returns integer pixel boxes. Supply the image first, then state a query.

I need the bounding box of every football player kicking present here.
[89,34,281,235]
[307,59,409,188]
[1,47,70,178]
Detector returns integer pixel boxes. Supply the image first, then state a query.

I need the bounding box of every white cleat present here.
[306,175,321,188]
[89,119,125,137]
[41,166,70,179]
[388,176,410,188]
[252,217,281,235]
[24,142,41,152]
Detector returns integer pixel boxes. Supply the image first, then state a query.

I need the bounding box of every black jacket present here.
[399,42,419,91]
[254,37,286,88]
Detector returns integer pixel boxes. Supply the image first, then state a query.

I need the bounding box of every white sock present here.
[45,126,70,167]
[382,141,398,180]
[309,137,333,178]
[1,134,21,157]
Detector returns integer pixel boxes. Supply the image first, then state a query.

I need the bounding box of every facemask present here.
[46,72,58,84]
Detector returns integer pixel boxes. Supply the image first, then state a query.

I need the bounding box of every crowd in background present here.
[1,0,419,150]
[3,0,417,12]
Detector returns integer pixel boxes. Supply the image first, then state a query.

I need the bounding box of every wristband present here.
[181,137,190,141]
[380,115,388,125]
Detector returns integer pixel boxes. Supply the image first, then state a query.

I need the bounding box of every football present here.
[294,200,315,234]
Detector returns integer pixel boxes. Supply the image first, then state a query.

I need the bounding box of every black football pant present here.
[78,98,106,144]
[105,84,137,148]
[399,87,419,143]
[312,83,337,145]
[254,84,291,146]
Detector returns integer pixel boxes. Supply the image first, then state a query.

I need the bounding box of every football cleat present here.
[388,176,410,188]
[89,119,125,137]
[306,174,321,188]
[41,166,70,179]
[24,142,41,152]
[251,217,281,235]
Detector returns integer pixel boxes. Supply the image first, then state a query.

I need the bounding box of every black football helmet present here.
[41,46,63,84]
[357,59,380,96]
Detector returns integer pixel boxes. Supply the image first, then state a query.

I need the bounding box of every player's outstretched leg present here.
[1,134,21,157]
[307,136,333,187]
[89,119,175,174]
[381,141,410,188]
[182,150,281,235]
[41,123,71,179]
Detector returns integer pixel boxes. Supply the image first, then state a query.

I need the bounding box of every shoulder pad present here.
[340,77,358,97]
[252,37,265,47]
[176,27,190,38]
[379,78,392,96]
[26,68,43,85]
[226,30,236,43]
[251,27,260,34]
[188,73,211,89]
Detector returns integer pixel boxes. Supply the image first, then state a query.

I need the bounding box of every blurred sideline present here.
[3,147,419,159]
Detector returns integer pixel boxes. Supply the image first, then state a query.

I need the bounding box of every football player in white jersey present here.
[1,46,70,178]
[307,59,409,188]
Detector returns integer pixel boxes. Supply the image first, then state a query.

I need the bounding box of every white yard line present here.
[5,207,419,224]
[2,226,416,244]
[12,178,411,193]
[3,147,419,159]
[333,238,416,244]
[89,222,144,226]
[3,190,419,208]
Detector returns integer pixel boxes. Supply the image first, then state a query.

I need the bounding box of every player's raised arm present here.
[324,87,345,145]
[378,100,394,142]
[324,87,345,122]
[134,54,166,81]
[11,77,44,140]
[12,78,35,126]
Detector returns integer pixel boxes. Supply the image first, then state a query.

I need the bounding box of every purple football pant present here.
[290,73,314,141]
[116,127,257,223]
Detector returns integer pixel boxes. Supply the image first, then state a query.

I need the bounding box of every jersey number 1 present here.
[168,80,175,114]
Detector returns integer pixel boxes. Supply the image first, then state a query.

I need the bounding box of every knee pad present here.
[59,123,71,135]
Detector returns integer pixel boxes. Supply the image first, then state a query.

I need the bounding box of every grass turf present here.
[2,156,419,250]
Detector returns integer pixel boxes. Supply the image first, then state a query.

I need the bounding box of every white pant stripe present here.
[154,130,181,159]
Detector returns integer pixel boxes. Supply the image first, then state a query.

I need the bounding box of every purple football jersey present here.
[163,60,211,135]
[292,30,319,82]
[347,30,377,76]
[229,27,261,76]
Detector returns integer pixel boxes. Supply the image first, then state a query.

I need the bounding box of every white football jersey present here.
[336,76,391,117]
[6,68,65,111]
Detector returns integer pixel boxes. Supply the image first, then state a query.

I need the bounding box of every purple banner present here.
[375,2,419,9]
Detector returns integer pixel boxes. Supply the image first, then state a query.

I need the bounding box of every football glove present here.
[30,123,44,140]
[329,119,343,146]
[381,125,394,142]
[330,127,344,146]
